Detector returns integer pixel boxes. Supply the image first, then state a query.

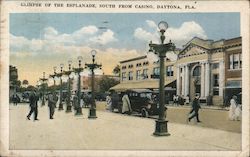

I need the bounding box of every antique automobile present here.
[126,89,161,117]
[112,89,164,117]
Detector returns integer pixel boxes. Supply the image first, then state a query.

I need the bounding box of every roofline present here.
[120,55,147,63]
[224,36,242,42]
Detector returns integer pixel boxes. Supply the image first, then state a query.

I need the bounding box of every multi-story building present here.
[9,65,19,96]
[111,55,177,100]
[111,36,242,106]
[224,37,242,104]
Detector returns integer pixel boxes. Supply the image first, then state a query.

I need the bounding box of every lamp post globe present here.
[53,66,57,72]
[158,21,168,33]
[91,49,97,57]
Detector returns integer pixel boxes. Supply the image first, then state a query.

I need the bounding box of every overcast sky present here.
[10,13,240,85]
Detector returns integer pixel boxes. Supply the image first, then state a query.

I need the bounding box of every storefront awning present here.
[225,80,242,89]
[110,79,176,91]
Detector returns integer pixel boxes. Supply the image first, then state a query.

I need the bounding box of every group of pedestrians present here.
[173,95,187,106]
[106,91,132,114]
[26,89,58,121]
[187,94,242,123]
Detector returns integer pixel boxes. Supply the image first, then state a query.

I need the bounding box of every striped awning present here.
[110,79,176,91]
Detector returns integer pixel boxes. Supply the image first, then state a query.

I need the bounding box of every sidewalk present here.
[167,103,229,111]
[9,104,241,151]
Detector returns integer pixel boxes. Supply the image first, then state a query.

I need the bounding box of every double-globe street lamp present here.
[39,72,48,106]
[148,21,175,136]
[85,50,102,119]
[64,60,73,113]
[57,63,64,111]
[73,56,84,115]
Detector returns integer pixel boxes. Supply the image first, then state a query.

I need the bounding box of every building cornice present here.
[120,55,147,63]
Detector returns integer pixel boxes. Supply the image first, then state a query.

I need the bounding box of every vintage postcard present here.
[0,0,249,157]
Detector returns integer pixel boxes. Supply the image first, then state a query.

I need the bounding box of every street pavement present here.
[97,101,241,133]
[9,102,241,151]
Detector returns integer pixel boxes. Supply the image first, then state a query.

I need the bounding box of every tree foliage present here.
[99,76,119,93]
[22,80,29,85]
[112,65,120,76]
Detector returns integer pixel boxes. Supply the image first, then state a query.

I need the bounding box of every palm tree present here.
[22,80,29,88]
[112,65,120,76]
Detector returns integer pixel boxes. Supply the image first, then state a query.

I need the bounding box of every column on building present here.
[184,64,190,97]
[176,65,181,95]
[219,60,225,96]
[200,62,205,98]
[205,61,210,97]
[181,65,185,96]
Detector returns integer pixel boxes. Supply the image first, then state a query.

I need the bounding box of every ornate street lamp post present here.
[49,66,57,107]
[73,56,83,115]
[64,60,73,113]
[58,63,64,110]
[85,50,102,119]
[148,21,175,136]
[39,72,48,106]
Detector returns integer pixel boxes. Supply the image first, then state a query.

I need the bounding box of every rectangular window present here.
[213,74,219,87]
[212,63,219,69]
[151,67,160,79]
[166,65,174,76]
[153,67,160,75]
[128,71,133,80]
[239,53,242,68]
[142,69,148,79]
[233,54,239,69]
[122,72,126,81]
[229,53,242,70]
[136,70,141,80]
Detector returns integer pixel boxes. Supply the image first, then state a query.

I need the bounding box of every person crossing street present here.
[27,89,39,121]
[188,94,201,123]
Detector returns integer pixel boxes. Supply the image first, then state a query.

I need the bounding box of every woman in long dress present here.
[122,92,132,114]
[235,103,242,121]
[229,95,237,120]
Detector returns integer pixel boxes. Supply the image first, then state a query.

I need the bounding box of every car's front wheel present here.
[141,108,149,118]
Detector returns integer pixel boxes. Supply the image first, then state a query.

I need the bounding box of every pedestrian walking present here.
[73,92,78,111]
[178,95,184,106]
[106,94,112,111]
[173,95,177,106]
[12,93,19,106]
[229,95,241,121]
[122,91,132,115]
[27,89,39,121]
[185,95,190,105]
[235,103,242,121]
[111,91,119,112]
[188,94,201,123]
[48,91,58,119]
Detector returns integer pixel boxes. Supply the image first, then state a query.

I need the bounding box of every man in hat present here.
[48,91,58,119]
[27,89,39,121]
[188,94,201,123]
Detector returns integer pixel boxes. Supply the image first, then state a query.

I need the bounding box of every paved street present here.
[97,101,241,133]
[9,102,241,151]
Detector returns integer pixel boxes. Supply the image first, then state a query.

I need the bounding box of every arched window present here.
[193,66,201,76]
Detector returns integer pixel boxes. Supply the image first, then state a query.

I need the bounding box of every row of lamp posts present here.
[37,50,102,119]
[37,20,174,136]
